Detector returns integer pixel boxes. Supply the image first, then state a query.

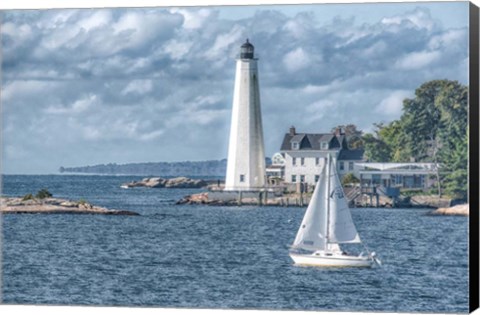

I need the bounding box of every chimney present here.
[289,126,296,136]
[335,127,343,136]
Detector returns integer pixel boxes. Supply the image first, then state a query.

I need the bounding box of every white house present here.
[278,126,364,185]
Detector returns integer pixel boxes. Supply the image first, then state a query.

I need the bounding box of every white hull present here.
[289,251,374,268]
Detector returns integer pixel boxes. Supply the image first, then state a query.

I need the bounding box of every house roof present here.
[280,131,364,161]
[280,133,343,151]
[290,134,305,143]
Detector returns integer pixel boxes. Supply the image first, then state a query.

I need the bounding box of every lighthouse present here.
[224,39,266,191]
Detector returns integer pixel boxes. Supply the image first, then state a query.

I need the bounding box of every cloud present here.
[122,80,153,95]
[169,8,216,29]
[77,10,112,32]
[1,4,469,174]
[374,90,413,117]
[304,100,336,123]
[395,50,442,70]
[381,7,439,31]
[45,94,97,114]
[283,47,312,72]
[205,24,245,61]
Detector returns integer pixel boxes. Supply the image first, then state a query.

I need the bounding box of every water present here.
[1,175,469,312]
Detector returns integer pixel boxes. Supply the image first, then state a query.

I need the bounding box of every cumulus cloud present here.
[45,94,97,115]
[305,100,336,123]
[122,80,153,95]
[283,47,312,72]
[1,3,469,174]
[375,90,413,117]
[395,50,442,70]
[381,7,439,31]
[170,8,215,29]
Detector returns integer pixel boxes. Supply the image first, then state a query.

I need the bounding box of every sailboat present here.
[289,154,380,268]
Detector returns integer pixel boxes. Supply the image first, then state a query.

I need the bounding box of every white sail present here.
[291,162,328,251]
[327,158,361,244]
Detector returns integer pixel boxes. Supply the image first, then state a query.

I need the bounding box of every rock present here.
[0,197,140,216]
[411,195,452,208]
[176,192,211,204]
[60,201,77,207]
[165,177,206,188]
[430,204,469,216]
[122,177,207,189]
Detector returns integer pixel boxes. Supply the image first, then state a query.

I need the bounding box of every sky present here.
[1,1,471,174]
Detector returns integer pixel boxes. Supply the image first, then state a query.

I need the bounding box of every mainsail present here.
[328,158,361,244]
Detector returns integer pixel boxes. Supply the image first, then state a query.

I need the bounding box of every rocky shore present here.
[177,192,468,212]
[122,177,207,189]
[0,197,139,215]
[176,192,308,206]
[429,204,469,216]
[176,192,235,205]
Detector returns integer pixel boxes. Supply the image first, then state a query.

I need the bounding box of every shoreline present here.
[176,191,468,214]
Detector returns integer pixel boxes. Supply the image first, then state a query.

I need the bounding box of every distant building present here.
[356,163,439,189]
[278,126,364,185]
[266,153,285,185]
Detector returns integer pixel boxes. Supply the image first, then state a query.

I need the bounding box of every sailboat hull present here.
[289,252,374,268]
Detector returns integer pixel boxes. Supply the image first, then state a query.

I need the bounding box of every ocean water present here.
[1,175,469,312]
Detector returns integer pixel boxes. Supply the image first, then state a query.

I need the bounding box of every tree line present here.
[60,160,229,177]
[60,158,272,177]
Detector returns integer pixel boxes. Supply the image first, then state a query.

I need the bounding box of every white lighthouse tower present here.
[224,39,266,191]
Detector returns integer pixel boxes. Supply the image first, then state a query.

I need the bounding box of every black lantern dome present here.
[240,39,254,59]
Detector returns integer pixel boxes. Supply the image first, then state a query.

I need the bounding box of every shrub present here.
[342,173,360,185]
[36,189,53,199]
[22,193,35,201]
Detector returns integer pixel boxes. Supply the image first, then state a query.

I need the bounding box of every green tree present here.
[342,173,360,185]
[441,129,468,199]
[36,189,52,199]
[399,80,447,162]
[362,133,391,162]
[362,79,467,198]
[376,121,410,162]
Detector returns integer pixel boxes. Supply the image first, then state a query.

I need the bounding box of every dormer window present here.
[321,142,329,150]
[292,142,299,150]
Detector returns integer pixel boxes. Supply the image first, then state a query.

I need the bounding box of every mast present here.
[325,154,331,249]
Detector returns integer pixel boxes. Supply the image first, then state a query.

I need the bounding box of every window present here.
[292,142,299,150]
[292,175,297,182]
[292,157,296,166]
[315,175,320,182]
[240,174,245,182]
[315,157,320,165]
[339,162,345,171]
[300,175,305,183]
[321,142,328,150]
[301,157,305,166]
[349,162,354,171]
